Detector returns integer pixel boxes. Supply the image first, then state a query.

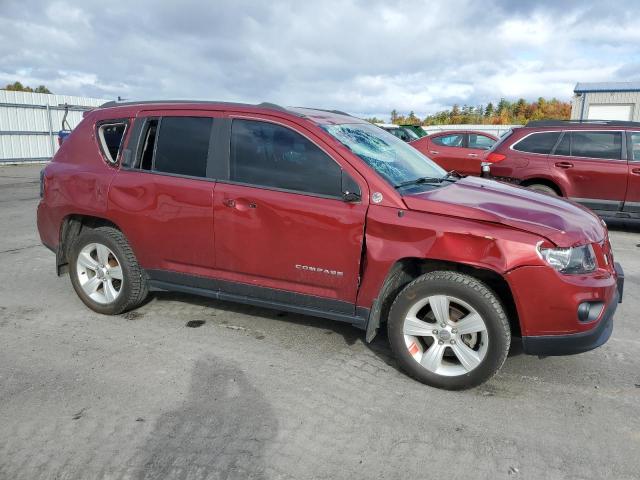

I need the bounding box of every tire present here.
[527,183,558,196]
[387,271,510,390]
[69,226,148,315]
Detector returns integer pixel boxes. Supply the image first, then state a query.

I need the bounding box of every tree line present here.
[366,97,571,125]
[2,81,52,94]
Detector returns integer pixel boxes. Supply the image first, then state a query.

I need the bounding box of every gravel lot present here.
[1,164,639,480]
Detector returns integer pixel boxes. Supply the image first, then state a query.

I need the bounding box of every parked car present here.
[400,124,427,138]
[376,123,422,142]
[486,120,640,220]
[410,130,497,176]
[37,101,623,390]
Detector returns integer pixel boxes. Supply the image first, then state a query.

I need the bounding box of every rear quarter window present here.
[97,121,128,163]
[512,132,561,154]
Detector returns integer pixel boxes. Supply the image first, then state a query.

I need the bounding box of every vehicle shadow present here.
[150,291,363,346]
[133,355,278,480]
[147,292,526,382]
[604,218,640,234]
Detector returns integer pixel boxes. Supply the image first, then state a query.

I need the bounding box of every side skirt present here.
[147,270,369,330]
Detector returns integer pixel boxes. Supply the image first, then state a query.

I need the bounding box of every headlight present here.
[537,243,597,274]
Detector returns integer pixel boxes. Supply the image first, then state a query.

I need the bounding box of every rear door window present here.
[553,133,571,156]
[230,119,342,197]
[570,131,622,160]
[153,117,212,177]
[630,133,640,161]
[512,132,561,154]
[432,134,464,147]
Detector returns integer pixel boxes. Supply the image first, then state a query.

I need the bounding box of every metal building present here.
[0,90,107,163]
[570,82,640,122]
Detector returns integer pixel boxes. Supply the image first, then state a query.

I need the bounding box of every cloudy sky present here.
[1,0,639,119]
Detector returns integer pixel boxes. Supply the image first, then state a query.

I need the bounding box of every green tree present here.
[34,85,52,94]
[420,97,570,126]
[484,102,494,117]
[514,98,527,118]
[390,109,399,123]
[496,98,510,115]
[3,81,52,94]
[406,111,420,125]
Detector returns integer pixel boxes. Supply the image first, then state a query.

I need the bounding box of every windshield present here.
[323,123,446,187]
[402,127,420,140]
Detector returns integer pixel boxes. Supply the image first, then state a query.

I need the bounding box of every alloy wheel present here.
[76,242,123,304]
[402,295,489,376]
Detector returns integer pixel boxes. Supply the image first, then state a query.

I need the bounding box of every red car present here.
[410,130,497,176]
[37,101,623,390]
[487,120,640,220]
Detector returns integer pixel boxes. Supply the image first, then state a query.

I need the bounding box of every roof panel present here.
[574,82,640,93]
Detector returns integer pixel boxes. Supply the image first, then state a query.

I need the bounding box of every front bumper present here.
[522,289,618,356]
[519,262,623,356]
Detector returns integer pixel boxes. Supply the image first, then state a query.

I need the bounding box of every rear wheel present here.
[69,226,148,315]
[387,271,510,390]
[526,183,558,196]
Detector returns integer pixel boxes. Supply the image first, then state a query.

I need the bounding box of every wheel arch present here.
[520,177,564,196]
[365,257,520,342]
[56,214,123,275]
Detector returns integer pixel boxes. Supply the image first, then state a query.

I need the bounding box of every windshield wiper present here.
[394,175,456,189]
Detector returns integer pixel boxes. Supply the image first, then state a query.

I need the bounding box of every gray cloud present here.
[1,0,638,119]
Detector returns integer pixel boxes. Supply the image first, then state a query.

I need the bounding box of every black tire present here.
[527,183,558,196]
[387,271,510,390]
[69,226,148,315]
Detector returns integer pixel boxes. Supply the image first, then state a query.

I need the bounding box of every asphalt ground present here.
[1,164,639,480]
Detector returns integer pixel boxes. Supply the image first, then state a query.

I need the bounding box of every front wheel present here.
[387,271,510,390]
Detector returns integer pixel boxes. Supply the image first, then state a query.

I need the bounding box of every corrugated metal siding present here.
[0,90,107,162]
[570,91,640,121]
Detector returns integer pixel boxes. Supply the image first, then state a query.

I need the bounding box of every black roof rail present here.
[98,99,304,117]
[291,106,352,117]
[526,119,640,127]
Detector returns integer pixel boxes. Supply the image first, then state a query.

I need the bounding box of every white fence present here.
[0,90,107,163]
[421,124,520,138]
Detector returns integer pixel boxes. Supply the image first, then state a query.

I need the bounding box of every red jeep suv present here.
[37,101,623,389]
[487,120,640,220]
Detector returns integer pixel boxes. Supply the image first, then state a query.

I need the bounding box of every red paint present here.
[37,102,620,343]
[488,124,636,210]
[411,130,498,175]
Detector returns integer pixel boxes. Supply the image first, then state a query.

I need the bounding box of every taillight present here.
[486,152,506,163]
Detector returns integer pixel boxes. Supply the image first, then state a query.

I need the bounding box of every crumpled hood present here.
[402,176,605,247]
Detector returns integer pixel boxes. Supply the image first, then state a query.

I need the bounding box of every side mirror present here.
[343,191,361,202]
